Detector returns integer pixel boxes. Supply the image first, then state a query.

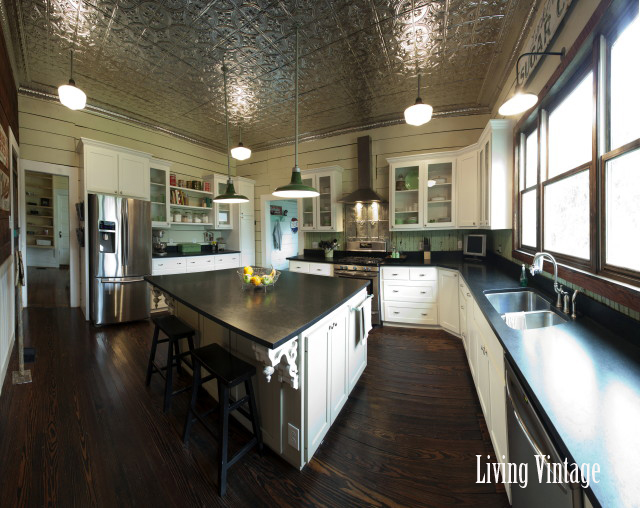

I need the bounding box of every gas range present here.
[333,241,386,324]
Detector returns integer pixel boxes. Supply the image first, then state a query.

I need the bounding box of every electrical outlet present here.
[457,240,462,249]
[287,423,300,451]
[497,245,502,254]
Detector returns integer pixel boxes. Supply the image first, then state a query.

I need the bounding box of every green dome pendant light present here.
[213,64,249,204]
[272,27,319,198]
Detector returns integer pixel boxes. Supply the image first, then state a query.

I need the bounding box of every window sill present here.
[512,249,640,313]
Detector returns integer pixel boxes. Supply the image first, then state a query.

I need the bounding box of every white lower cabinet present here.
[381,266,438,325]
[150,254,241,311]
[438,269,460,334]
[288,260,334,276]
[305,291,369,462]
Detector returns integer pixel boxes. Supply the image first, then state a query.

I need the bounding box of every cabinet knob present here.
[460,283,463,287]
[392,290,399,293]
[467,292,471,297]
[421,313,427,316]
[419,274,425,277]
[393,311,399,315]
[420,291,426,294]
[460,305,464,310]
[392,273,399,276]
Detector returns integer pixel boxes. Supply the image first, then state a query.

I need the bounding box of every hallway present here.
[26,266,69,307]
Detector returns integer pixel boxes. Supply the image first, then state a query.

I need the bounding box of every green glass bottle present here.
[520,264,528,287]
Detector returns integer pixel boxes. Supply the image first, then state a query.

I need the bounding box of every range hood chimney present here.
[339,136,386,204]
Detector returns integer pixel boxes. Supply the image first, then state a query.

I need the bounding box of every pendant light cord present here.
[294,27,299,170]
[417,73,421,100]
[222,64,232,180]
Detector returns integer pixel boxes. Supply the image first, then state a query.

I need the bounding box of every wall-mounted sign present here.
[270,205,283,216]
[519,0,574,84]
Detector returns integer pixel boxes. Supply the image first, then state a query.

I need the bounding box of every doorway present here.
[260,195,300,270]
[24,171,70,307]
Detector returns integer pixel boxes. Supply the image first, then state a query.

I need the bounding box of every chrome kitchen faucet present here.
[529,252,568,310]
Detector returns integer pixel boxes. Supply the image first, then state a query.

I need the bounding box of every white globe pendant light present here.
[58,50,86,111]
[404,74,432,126]
[231,126,252,160]
[213,65,249,204]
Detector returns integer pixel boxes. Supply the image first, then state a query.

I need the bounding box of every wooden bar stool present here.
[145,315,196,412]
[182,343,263,497]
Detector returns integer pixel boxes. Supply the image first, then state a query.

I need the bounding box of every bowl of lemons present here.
[238,266,280,291]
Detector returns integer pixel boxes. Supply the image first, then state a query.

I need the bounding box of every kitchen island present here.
[145,269,372,469]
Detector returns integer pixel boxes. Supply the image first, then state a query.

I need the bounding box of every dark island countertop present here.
[153,249,240,259]
[289,250,640,507]
[145,270,369,349]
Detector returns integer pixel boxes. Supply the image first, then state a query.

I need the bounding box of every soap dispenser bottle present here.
[520,264,528,287]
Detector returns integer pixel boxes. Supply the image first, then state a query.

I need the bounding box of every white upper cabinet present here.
[389,155,456,230]
[80,138,151,200]
[213,174,233,229]
[389,161,422,229]
[479,119,513,229]
[118,153,150,200]
[457,150,480,227]
[424,158,456,228]
[84,144,119,195]
[299,166,343,232]
[387,119,513,231]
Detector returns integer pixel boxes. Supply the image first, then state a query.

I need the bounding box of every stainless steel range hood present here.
[339,136,386,203]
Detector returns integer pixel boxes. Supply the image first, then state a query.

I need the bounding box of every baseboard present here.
[0,332,16,397]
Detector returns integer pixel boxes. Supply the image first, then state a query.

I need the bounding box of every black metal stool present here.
[182,343,263,497]
[146,315,196,412]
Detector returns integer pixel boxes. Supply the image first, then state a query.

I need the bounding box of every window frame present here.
[517,125,540,253]
[512,0,640,310]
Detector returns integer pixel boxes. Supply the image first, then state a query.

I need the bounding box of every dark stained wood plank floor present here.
[0,308,509,507]
[26,266,70,307]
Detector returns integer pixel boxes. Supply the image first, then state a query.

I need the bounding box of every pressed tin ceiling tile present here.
[6,0,532,150]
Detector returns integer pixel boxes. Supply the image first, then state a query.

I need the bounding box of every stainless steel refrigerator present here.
[89,193,151,325]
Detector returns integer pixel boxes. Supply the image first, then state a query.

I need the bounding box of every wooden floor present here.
[0,308,509,507]
[26,266,70,307]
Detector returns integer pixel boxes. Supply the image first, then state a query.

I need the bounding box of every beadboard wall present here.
[18,95,231,180]
[238,113,490,263]
[487,229,640,322]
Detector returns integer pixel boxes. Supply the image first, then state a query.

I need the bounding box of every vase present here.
[324,249,334,259]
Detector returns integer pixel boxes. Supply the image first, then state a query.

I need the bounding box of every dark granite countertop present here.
[153,248,240,259]
[145,270,369,349]
[291,250,639,506]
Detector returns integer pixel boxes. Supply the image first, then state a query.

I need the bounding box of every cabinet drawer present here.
[214,254,240,268]
[383,281,437,303]
[384,303,438,325]
[152,258,186,274]
[409,267,437,281]
[382,267,409,280]
[185,256,215,272]
[308,262,333,276]
[289,261,310,273]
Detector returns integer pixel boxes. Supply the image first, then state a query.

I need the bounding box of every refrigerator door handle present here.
[98,277,146,283]
[121,199,129,267]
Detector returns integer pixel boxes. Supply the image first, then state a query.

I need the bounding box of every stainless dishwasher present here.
[506,362,583,508]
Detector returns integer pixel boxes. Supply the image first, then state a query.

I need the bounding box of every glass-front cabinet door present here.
[390,163,421,229]
[300,174,317,231]
[424,159,455,228]
[478,139,491,227]
[215,177,232,229]
[317,174,334,230]
[150,164,169,227]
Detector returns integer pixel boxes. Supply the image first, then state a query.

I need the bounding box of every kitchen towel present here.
[504,311,527,330]
[272,220,282,251]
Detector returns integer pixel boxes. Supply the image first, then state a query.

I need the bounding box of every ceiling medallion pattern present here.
[6,0,527,151]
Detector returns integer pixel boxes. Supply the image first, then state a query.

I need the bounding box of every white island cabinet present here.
[167,284,371,470]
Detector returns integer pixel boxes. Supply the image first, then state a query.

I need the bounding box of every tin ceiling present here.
[3,0,537,151]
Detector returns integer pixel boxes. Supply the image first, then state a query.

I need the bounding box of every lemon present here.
[244,266,254,275]
[250,276,262,286]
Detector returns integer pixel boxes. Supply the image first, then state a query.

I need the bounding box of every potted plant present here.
[319,239,339,259]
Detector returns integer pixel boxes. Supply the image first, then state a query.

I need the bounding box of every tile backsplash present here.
[487,229,640,323]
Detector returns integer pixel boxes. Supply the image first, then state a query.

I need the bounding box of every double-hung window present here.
[515,2,640,292]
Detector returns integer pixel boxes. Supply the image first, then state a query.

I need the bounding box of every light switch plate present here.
[288,423,300,450]
[458,240,462,249]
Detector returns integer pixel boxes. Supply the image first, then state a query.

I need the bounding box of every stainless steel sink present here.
[502,310,568,330]
[484,290,551,314]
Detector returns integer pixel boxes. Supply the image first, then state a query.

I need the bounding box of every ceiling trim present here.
[18,86,489,153]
